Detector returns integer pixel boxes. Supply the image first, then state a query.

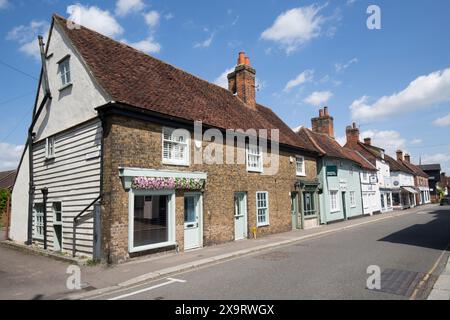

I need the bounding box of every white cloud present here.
[335,57,358,73]
[194,33,214,48]
[164,13,174,20]
[304,91,333,106]
[433,113,450,127]
[0,0,8,10]
[121,37,161,54]
[0,143,24,171]
[283,70,314,92]
[67,4,124,38]
[361,130,406,157]
[421,153,450,164]
[214,67,234,89]
[411,139,423,145]
[261,4,326,54]
[350,68,450,123]
[144,10,160,28]
[346,0,357,6]
[6,20,49,59]
[115,0,145,17]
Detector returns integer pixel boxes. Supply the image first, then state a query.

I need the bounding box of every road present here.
[92,205,450,300]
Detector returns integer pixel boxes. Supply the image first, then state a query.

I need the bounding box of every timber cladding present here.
[101,115,317,263]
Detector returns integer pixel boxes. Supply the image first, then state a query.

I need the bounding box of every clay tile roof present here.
[384,154,414,174]
[52,14,317,154]
[401,161,428,178]
[300,128,375,170]
[0,170,17,190]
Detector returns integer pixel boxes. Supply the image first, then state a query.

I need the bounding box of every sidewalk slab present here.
[427,256,450,300]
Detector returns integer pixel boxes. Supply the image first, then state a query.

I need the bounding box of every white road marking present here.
[108,278,186,300]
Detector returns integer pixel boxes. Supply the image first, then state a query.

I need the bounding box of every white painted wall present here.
[9,147,30,243]
[376,159,392,189]
[360,170,381,215]
[33,22,109,142]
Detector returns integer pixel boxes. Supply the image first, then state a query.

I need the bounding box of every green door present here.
[291,192,299,229]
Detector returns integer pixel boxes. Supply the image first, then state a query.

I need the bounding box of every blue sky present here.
[1,0,450,173]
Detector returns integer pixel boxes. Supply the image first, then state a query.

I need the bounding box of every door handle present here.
[186,224,195,228]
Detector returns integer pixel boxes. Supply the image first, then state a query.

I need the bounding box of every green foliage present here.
[0,189,10,214]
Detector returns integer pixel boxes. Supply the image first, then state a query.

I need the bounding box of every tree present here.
[0,188,10,215]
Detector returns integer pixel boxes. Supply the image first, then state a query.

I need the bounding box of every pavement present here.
[1,204,449,300]
[428,256,450,300]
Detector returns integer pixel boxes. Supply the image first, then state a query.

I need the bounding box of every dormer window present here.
[58,55,71,89]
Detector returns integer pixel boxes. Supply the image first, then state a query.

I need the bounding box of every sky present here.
[0,0,449,174]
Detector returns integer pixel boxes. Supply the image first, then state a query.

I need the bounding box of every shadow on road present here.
[378,208,450,251]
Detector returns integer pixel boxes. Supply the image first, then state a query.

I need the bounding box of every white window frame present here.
[162,127,190,166]
[295,155,306,176]
[329,190,340,213]
[58,56,71,89]
[256,191,269,227]
[349,191,356,207]
[246,143,263,173]
[33,203,44,240]
[53,201,63,225]
[128,189,176,253]
[45,137,55,160]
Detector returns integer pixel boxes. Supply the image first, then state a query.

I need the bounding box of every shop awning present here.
[402,187,418,194]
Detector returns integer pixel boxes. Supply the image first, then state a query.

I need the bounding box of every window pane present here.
[184,197,196,223]
[134,195,168,247]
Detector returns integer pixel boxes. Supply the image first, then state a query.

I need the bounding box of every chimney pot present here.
[404,154,411,163]
[319,108,324,117]
[238,52,246,65]
[228,52,256,109]
[364,138,371,146]
[311,107,334,137]
[396,150,403,161]
[324,106,329,116]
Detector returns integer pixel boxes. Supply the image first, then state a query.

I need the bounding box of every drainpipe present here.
[26,35,52,245]
[41,187,48,250]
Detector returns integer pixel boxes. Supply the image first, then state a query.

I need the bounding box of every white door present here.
[184,195,201,250]
[234,193,247,240]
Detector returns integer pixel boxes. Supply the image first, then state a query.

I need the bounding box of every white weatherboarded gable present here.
[9,19,109,257]
[32,119,102,255]
[33,21,109,142]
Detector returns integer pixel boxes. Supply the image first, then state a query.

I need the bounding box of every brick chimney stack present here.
[228,52,256,109]
[364,138,372,146]
[404,154,411,163]
[311,107,335,138]
[345,122,360,147]
[396,150,404,161]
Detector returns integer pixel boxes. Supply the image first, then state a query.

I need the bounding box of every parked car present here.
[440,196,450,206]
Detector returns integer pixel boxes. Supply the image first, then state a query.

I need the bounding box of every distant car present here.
[440,196,450,206]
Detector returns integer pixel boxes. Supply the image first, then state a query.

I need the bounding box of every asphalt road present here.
[93,206,450,300]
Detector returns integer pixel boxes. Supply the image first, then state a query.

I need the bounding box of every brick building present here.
[10,15,320,263]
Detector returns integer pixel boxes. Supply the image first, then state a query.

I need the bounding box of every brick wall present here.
[101,115,317,263]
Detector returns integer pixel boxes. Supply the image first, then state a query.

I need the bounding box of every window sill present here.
[257,223,269,228]
[44,156,55,162]
[330,209,340,213]
[162,160,190,167]
[247,168,264,173]
[58,83,73,92]
[129,241,177,253]
[296,173,306,177]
